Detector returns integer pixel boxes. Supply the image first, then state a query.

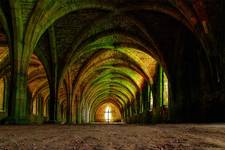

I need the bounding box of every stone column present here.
[47,25,59,123]
[152,65,163,123]
[48,86,58,123]
[142,81,150,123]
[7,0,30,124]
[9,70,29,124]
[76,100,81,124]
[66,96,72,124]
[38,95,43,117]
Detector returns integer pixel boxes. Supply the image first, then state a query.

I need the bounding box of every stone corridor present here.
[0,0,225,149]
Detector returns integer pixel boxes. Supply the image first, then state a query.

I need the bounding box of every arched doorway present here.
[95,102,122,123]
[27,54,50,123]
[0,12,10,123]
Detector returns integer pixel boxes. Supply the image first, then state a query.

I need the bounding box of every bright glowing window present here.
[33,98,37,115]
[104,106,112,122]
[150,91,153,111]
[0,78,4,112]
[163,73,168,107]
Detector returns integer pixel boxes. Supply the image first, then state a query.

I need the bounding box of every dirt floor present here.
[0,124,225,150]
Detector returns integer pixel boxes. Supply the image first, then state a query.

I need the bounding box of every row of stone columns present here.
[123,65,168,124]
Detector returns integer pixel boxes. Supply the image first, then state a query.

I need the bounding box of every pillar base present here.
[5,116,31,124]
[151,108,161,123]
[46,120,61,124]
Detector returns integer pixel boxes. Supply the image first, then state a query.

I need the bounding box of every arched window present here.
[0,78,5,112]
[104,106,112,122]
[163,73,169,107]
[150,91,153,111]
[33,97,37,115]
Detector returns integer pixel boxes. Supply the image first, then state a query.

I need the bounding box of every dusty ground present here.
[0,124,225,150]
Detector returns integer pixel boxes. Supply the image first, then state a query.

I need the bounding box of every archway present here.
[27,54,50,123]
[18,0,217,124]
[95,101,122,123]
[0,13,10,122]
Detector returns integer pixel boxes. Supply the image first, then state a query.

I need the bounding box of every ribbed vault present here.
[28,54,49,117]
[0,0,224,124]
[23,0,225,123]
[70,49,157,123]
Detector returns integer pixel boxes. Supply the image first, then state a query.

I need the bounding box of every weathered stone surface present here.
[0,124,225,149]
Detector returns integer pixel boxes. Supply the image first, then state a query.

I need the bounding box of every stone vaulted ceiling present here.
[0,0,224,123]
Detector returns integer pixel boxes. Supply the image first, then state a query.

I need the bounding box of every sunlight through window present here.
[0,78,4,112]
[104,106,112,123]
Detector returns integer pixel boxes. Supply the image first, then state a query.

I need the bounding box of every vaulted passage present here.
[0,0,225,148]
[0,0,225,124]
